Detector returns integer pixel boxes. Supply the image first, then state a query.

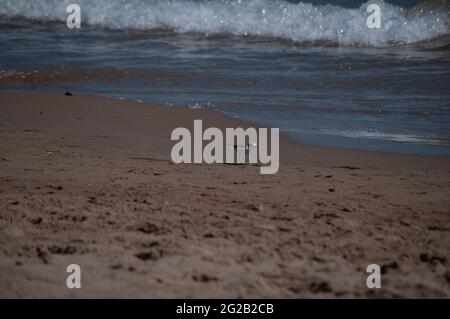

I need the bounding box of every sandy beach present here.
[0,90,448,298]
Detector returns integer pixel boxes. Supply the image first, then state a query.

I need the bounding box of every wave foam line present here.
[0,0,449,47]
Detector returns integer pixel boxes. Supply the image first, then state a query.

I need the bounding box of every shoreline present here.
[0,90,449,298]
[1,90,450,170]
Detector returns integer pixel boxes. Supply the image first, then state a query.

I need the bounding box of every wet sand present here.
[0,91,449,298]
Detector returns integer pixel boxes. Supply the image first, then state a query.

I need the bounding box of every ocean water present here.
[0,0,449,155]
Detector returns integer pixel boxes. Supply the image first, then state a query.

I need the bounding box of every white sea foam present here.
[286,128,450,145]
[0,0,448,47]
[332,130,448,145]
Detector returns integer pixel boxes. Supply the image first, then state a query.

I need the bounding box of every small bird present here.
[233,143,258,151]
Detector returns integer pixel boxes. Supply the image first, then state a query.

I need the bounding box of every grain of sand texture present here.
[0,91,449,298]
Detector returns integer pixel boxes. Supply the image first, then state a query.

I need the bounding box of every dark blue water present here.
[1,0,449,155]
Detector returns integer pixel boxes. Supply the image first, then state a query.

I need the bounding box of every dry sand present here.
[0,91,449,298]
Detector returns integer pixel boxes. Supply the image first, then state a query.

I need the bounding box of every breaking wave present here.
[0,0,449,47]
